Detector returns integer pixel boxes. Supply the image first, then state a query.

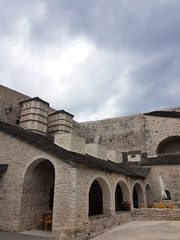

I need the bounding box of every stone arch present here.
[88,176,111,217]
[18,158,55,231]
[114,180,131,212]
[132,182,144,208]
[146,184,152,203]
[157,136,180,155]
[21,155,57,179]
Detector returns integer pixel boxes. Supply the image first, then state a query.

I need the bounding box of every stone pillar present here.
[52,164,78,240]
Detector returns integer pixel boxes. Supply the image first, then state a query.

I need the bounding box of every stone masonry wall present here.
[87,213,132,239]
[0,99,22,124]
[85,143,107,160]
[144,165,180,203]
[77,114,146,153]
[1,129,146,240]
[0,85,55,125]
[0,130,79,240]
[144,115,180,156]
[84,208,180,239]
[73,166,146,239]
[132,208,180,221]
[0,85,30,124]
[0,85,30,102]
[54,133,85,154]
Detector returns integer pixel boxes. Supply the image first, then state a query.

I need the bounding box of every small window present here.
[131,154,136,158]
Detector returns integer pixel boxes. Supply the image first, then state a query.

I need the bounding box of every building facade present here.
[0,85,180,239]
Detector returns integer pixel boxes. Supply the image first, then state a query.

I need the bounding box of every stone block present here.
[54,133,85,154]
[85,143,107,160]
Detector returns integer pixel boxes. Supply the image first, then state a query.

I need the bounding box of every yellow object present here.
[46,210,52,214]
[147,201,153,208]
[158,201,166,208]
[44,215,53,232]
[139,203,145,208]
[152,203,159,208]
[168,201,179,209]
[35,216,43,230]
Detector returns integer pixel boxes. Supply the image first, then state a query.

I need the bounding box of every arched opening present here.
[115,180,131,211]
[133,187,138,208]
[115,185,123,211]
[88,177,111,217]
[164,190,171,200]
[133,183,144,208]
[146,184,152,204]
[157,136,180,155]
[89,180,103,216]
[18,159,55,231]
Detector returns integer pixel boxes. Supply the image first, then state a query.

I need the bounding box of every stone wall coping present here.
[49,110,74,118]
[144,110,180,118]
[20,97,49,106]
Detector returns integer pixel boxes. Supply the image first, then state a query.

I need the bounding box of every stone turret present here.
[48,110,74,136]
[19,97,49,135]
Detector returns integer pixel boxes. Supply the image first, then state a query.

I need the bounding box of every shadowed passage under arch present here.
[133,183,144,208]
[115,181,130,211]
[19,159,55,231]
[89,180,103,216]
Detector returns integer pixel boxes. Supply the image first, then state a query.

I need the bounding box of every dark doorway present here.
[115,184,123,211]
[133,187,138,208]
[49,184,54,210]
[165,190,171,200]
[89,180,103,216]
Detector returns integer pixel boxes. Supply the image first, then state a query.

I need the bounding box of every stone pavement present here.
[0,230,52,240]
[1,221,180,240]
[91,221,180,240]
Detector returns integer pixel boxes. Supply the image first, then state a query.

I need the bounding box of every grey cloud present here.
[0,0,180,121]
[1,0,180,52]
[24,1,180,53]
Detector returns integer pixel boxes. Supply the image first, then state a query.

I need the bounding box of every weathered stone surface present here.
[1,84,180,239]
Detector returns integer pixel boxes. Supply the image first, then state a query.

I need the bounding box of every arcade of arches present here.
[88,178,152,216]
[15,158,153,233]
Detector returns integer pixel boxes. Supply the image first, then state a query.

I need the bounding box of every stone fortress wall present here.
[0,85,55,125]
[1,84,180,159]
[144,114,180,156]
[73,109,180,158]
[1,84,180,239]
[75,115,147,153]
[0,85,30,124]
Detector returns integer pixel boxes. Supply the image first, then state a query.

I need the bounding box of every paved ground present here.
[1,221,180,240]
[92,221,180,240]
[0,230,52,240]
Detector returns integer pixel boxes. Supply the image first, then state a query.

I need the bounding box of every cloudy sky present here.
[0,0,180,121]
